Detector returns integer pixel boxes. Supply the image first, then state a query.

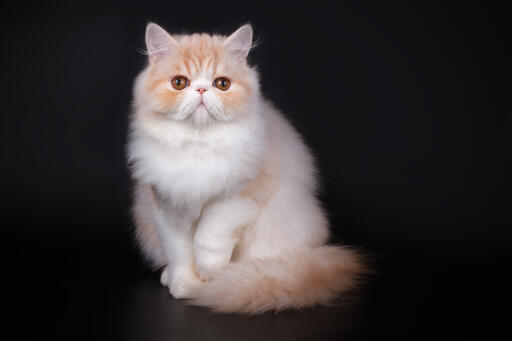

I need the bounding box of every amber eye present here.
[214,77,231,91]
[171,76,188,90]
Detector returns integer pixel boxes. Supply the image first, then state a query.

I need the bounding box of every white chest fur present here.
[128,112,266,207]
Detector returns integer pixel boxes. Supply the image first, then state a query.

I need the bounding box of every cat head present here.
[134,23,259,126]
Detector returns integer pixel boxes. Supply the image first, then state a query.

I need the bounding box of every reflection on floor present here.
[1,234,507,341]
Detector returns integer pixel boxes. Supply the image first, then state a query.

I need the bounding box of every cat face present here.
[139,23,257,126]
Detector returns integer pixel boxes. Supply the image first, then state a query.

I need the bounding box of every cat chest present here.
[146,145,254,201]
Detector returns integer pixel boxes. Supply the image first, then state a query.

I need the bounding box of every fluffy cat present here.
[127,22,364,314]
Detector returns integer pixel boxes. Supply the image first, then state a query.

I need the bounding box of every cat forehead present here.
[175,33,226,53]
[170,34,227,74]
[152,33,248,79]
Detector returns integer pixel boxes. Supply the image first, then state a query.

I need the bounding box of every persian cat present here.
[127,23,364,314]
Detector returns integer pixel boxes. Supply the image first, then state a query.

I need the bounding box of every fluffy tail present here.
[189,246,366,314]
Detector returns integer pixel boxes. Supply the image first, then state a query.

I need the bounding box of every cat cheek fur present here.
[215,78,254,119]
[128,23,365,314]
[143,66,186,116]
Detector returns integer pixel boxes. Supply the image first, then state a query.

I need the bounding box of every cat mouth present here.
[189,102,213,125]
[196,102,208,113]
[194,102,209,115]
[197,97,207,107]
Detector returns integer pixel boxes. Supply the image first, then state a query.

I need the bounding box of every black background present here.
[1,1,510,340]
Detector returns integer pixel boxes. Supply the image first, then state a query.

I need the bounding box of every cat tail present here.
[189,245,367,314]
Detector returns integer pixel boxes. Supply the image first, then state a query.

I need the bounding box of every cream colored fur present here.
[127,23,364,314]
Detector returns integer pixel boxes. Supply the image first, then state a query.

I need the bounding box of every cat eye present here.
[171,76,189,90]
[214,77,231,91]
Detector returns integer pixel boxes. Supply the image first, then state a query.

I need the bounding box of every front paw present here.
[195,251,230,282]
[160,266,201,299]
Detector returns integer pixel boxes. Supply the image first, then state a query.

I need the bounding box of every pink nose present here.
[196,88,207,95]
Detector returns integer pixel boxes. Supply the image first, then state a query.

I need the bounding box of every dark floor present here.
[2,233,509,341]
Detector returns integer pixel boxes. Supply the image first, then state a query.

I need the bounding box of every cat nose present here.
[196,88,207,95]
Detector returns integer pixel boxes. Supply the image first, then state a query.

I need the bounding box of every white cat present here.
[127,23,364,314]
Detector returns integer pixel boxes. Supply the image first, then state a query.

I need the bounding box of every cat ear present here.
[145,23,177,60]
[224,24,253,61]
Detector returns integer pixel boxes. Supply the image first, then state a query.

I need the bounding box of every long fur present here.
[128,23,366,314]
[190,246,363,314]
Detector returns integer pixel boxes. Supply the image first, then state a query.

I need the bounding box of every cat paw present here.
[161,267,201,299]
[160,266,170,286]
[195,257,227,282]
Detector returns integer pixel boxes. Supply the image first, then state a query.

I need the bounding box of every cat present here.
[127,22,364,314]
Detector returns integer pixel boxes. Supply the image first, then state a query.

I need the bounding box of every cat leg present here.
[152,196,203,299]
[193,196,259,281]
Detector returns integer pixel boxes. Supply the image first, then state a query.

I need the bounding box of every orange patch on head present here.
[174,34,225,77]
[145,67,182,110]
[216,78,252,114]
